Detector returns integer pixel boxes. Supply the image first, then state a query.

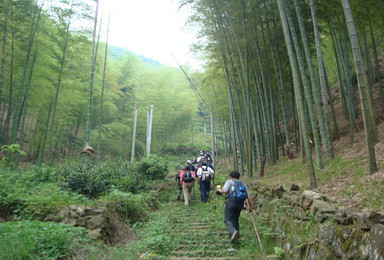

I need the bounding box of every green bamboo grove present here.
[0,0,383,186]
[0,0,203,165]
[181,0,382,186]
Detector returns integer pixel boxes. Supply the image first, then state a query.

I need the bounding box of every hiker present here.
[186,160,196,172]
[216,171,253,243]
[195,158,215,173]
[196,162,215,202]
[175,165,185,201]
[205,159,215,172]
[180,165,195,205]
[204,151,213,163]
[193,150,205,166]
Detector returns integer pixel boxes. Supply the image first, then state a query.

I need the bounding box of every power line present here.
[171,53,211,112]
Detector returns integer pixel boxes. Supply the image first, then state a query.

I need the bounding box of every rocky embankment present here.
[46,204,132,245]
[252,182,384,259]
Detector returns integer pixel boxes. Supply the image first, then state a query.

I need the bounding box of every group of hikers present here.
[174,150,253,244]
[175,150,215,205]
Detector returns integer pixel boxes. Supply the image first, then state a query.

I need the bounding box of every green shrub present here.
[131,155,168,181]
[52,156,168,198]
[32,163,62,183]
[0,169,35,219]
[0,168,92,220]
[21,183,93,219]
[111,175,146,194]
[101,189,160,224]
[50,159,126,198]
[0,220,92,259]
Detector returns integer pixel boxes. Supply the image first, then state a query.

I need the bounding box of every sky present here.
[99,0,202,70]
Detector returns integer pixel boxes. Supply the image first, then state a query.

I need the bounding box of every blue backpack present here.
[229,180,248,202]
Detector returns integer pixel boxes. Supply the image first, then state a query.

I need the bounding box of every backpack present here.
[196,156,205,164]
[204,152,212,162]
[229,180,248,202]
[182,171,194,183]
[201,166,211,181]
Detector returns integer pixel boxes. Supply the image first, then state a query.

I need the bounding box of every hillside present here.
[249,75,384,215]
[108,45,161,66]
[314,120,384,214]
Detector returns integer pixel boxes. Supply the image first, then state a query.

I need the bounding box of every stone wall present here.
[46,204,132,244]
[251,183,384,259]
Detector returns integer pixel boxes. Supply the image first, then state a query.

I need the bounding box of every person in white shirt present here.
[196,162,215,202]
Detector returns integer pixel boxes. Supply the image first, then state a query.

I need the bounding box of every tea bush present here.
[101,189,161,224]
[131,155,168,180]
[0,156,169,220]
[0,220,92,259]
[52,156,168,198]
[0,168,92,220]
[21,183,93,219]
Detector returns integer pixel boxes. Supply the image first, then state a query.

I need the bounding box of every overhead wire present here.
[171,53,212,112]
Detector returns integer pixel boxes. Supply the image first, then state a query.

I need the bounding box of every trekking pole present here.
[246,198,266,257]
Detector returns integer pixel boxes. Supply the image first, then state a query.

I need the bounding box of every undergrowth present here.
[252,154,382,212]
[0,220,92,259]
[0,155,175,259]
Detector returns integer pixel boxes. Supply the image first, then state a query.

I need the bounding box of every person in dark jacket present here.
[186,160,196,172]
[216,171,253,243]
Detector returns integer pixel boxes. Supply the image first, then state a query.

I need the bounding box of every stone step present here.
[171,230,227,237]
[174,232,228,242]
[176,243,233,250]
[163,198,239,259]
[174,222,210,227]
[168,257,239,260]
[170,248,237,258]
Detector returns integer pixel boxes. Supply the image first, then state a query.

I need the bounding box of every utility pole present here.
[204,120,207,143]
[210,104,215,167]
[131,102,138,162]
[146,104,154,158]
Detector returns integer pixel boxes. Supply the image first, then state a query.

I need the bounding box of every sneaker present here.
[230,230,239,243]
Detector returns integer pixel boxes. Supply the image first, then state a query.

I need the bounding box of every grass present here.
[86,182,282,259]
[0,220,92,259]
[1,150,380,259]
[233,148,383,214]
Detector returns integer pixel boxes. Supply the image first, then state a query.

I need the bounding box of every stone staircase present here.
[167,201,240,260]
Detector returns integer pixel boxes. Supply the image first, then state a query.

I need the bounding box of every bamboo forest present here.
[1,0,384,259]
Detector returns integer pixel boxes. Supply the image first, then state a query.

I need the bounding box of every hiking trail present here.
[157,188,259,260]
[168,201,238,259]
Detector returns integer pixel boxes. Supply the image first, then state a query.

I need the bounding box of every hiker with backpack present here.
[216,171,253,243]
[193,150,205,166]
[179,165,196,206]
[186,160,195,172]
[175,165,185,201]
[196,162,215,203]
[204,151,213,163]
[205,159,215,172]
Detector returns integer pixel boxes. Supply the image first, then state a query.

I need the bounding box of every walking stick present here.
[246,198,266,257]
